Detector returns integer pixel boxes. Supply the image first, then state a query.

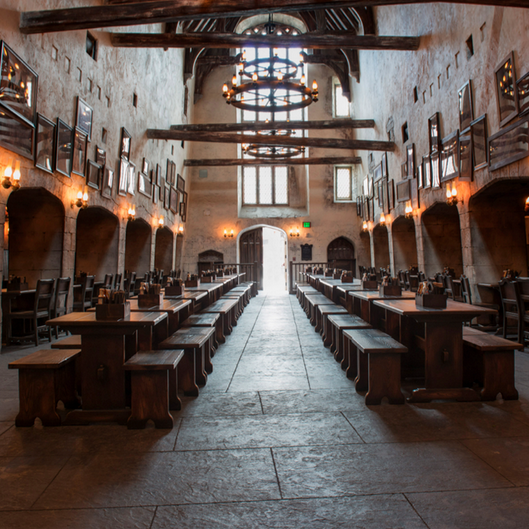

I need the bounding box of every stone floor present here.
[1,293,529,527]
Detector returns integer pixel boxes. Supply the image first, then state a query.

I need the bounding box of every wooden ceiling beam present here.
[110,32,420,50]
[169,119,375,133]
[147,129,394,151]
[184,156,363,166]
[20,1,529,35]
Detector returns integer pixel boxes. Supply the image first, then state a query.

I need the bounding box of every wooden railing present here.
[220,263,257,284]
[288,261,331,294]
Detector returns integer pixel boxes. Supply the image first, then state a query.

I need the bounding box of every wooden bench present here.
[221,292,245,318]
[463,327,521,401]
[229,284,252,306]
[182,312,222,348]
[124,349,184,429]
[202,298,239,338]
[9,348,81,427]
[316,305,348,338]
[239,281,257,298]
[296,285,318,306]
[305,294,336,326]
[51,335,82,349]
[327,314,371,367]
[159,326,215,397]
[347,328,407,405]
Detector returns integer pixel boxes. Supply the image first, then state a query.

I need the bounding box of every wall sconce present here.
[289,228,300,237]
[446,183,459,206]
[405,202,414,219]
[2,159,21,190]
[380,213,386,225]
[362,221,368,232]
[158,215,164,227]
[128,204,136,221]
[525,196,529,212]
[71,186,88,209]
[177,225,184,237]
[224,229,234,238]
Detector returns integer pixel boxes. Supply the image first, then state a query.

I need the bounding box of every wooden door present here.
[327,237,356,275]
[240,228,263,290]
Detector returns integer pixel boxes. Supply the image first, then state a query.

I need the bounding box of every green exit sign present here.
[303,222,311,228]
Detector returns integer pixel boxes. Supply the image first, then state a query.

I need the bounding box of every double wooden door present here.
[240,228,263,290]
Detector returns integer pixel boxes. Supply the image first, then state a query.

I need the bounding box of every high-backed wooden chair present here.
[6,278,55,346]
[114,273,122,290]
[73,275,95,312]
[103,274,113,289]
[499,279,522,342]
[52,277,71,338]
[515,278,529,345]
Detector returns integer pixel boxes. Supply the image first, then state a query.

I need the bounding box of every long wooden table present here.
[350,290,416,325]
[46,311,167,424]
[319,278,359,303]
[127,298,191,335]
[372,298,497,403]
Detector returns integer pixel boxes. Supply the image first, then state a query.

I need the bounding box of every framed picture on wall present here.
[381,152,388,179]
[488,113,529,171]
[164,185,170,209]
[177,174,185,192]
[431,150,441,188]
[382,180,389,215]
[406,143,415,178]
[422,154,432,188]
[471,114,488,170]
[169,187,178,213]
[517,72,529,116]
[86,159,101,189]
[459,129,473,181]
[495,52,518,127]
[156,163,162,186]
[417,158,424,189]
[180,191,188,222]
[71,127,88,177]
[75,97,93,141]
[410,178,420,210]
[0,107,34,160]
[387,179,395,210]
[35,114,55,174]
[458,80,473,132]
[428,112,441,153]
[373,162,383,183]
[0,41,38,126]
[127,161,136,195]
[166,159,175,185]
[400,162,407,180]
[440,131,460,183]
[120,127,131,160]
[396,180,410,202]
[356,196,362,216]
[95,146,106,166]
[152,184,159,204]
[101,166,113,198]
[118,157,128,196]
[55,119,72,177]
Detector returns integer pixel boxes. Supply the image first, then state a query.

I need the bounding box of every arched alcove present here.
[358,230,372,271]
[327,236,355,272]
[125,218,152,276]
[392,216,418,272]
[154,226,174,273]
[75,207,119,280]
[198,249,224,275]
[421,202,463,278]
[373,224,390,271]
[469,178,529,282]
[6,188,64,287]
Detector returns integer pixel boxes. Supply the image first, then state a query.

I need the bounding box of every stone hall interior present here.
[1,1,529,527]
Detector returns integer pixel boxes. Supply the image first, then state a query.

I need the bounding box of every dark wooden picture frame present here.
[164,185,170,210]
[458,80,473,132]
[177,173,185,192]
[431,150,441,188]
[120,127,131,160]
[152,184,159,205]
[495,52,518,128]
[470,114,488,170]
[127,161,136,195]
[356,196,362,216]
[381,152,388,179]
[396,180,411,203]
[71,127,88,177]
[142,157,149,175]
[0,107,34,160]
[76,97,93,141]
[410,178,420,210]
[35,114,55,173]
[118,157,128,197]
[382,180,389,215]
[422,154,432,189]
[169,187,178,214]
[417,158,424,189]
[180,191,188,222]
[86,159,101,189]
[0,41,38,126]
[55,118,72,177]
[166,159,175,186]
[95,146,106,166]
[406,143,415,178]
[373,162,383,183]
[488,113,529,171]
[440,131,460,183]
[138,172,152,198]
[517,72,529,116]
[156,163,162,186]
[101,166,114,199]
[428,112,441,153]
[401,162,407,180]
[459,129,473,182]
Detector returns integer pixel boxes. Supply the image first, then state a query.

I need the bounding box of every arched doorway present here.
[327,237,355,274]
[422,202,463,278]
[154,226,174,274]
[239,227,263,290]
[75,207,119,280]
[125,218,152,277]
[6,188,64,287]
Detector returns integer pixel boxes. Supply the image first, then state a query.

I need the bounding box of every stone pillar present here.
[415,212,425,275]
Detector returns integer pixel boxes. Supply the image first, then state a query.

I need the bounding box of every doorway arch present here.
[327,236,355,274]
[125,218,152,277]
[237,224,289,291]
[154,226,174,274]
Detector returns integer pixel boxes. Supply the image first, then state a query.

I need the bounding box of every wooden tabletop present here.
[372,298,497,322]
[185,283,224,292]
[350,291,416,301]
[161,327,215,348]
[124,349,184,370]
[47,311,167,328]
[335,285,364,294]
[184,313,220,325]
[2,289,36,297]
[127,298,191,313]
[203,298,239,312]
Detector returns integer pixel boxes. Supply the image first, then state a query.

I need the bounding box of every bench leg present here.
[178,349,199,397]
[55,361,81,409]
[128,371,174,429]
[323,317,332,347]
[481,350,519,401]
[355,350,369,393]
[345,340,357,380]
[330,325,338,355]
[333,329,343,363]
[195,345,208,387]
[365,353,405,405]
[16,370,61,427]
[169,369,181,410]
[204,338,214,374]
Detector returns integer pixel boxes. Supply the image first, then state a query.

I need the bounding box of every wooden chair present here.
[52,277,71,339]
[516,278,529,345]
[103,274,113,289]
[6,279,55,346]
[124,272,136,299]
[114,273,122,290]
[499,278,522,342]
[73,275,95,312]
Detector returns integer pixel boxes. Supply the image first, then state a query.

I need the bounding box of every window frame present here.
[242,165,290,207]
[333,165,355,203]
[333,80,350,118]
